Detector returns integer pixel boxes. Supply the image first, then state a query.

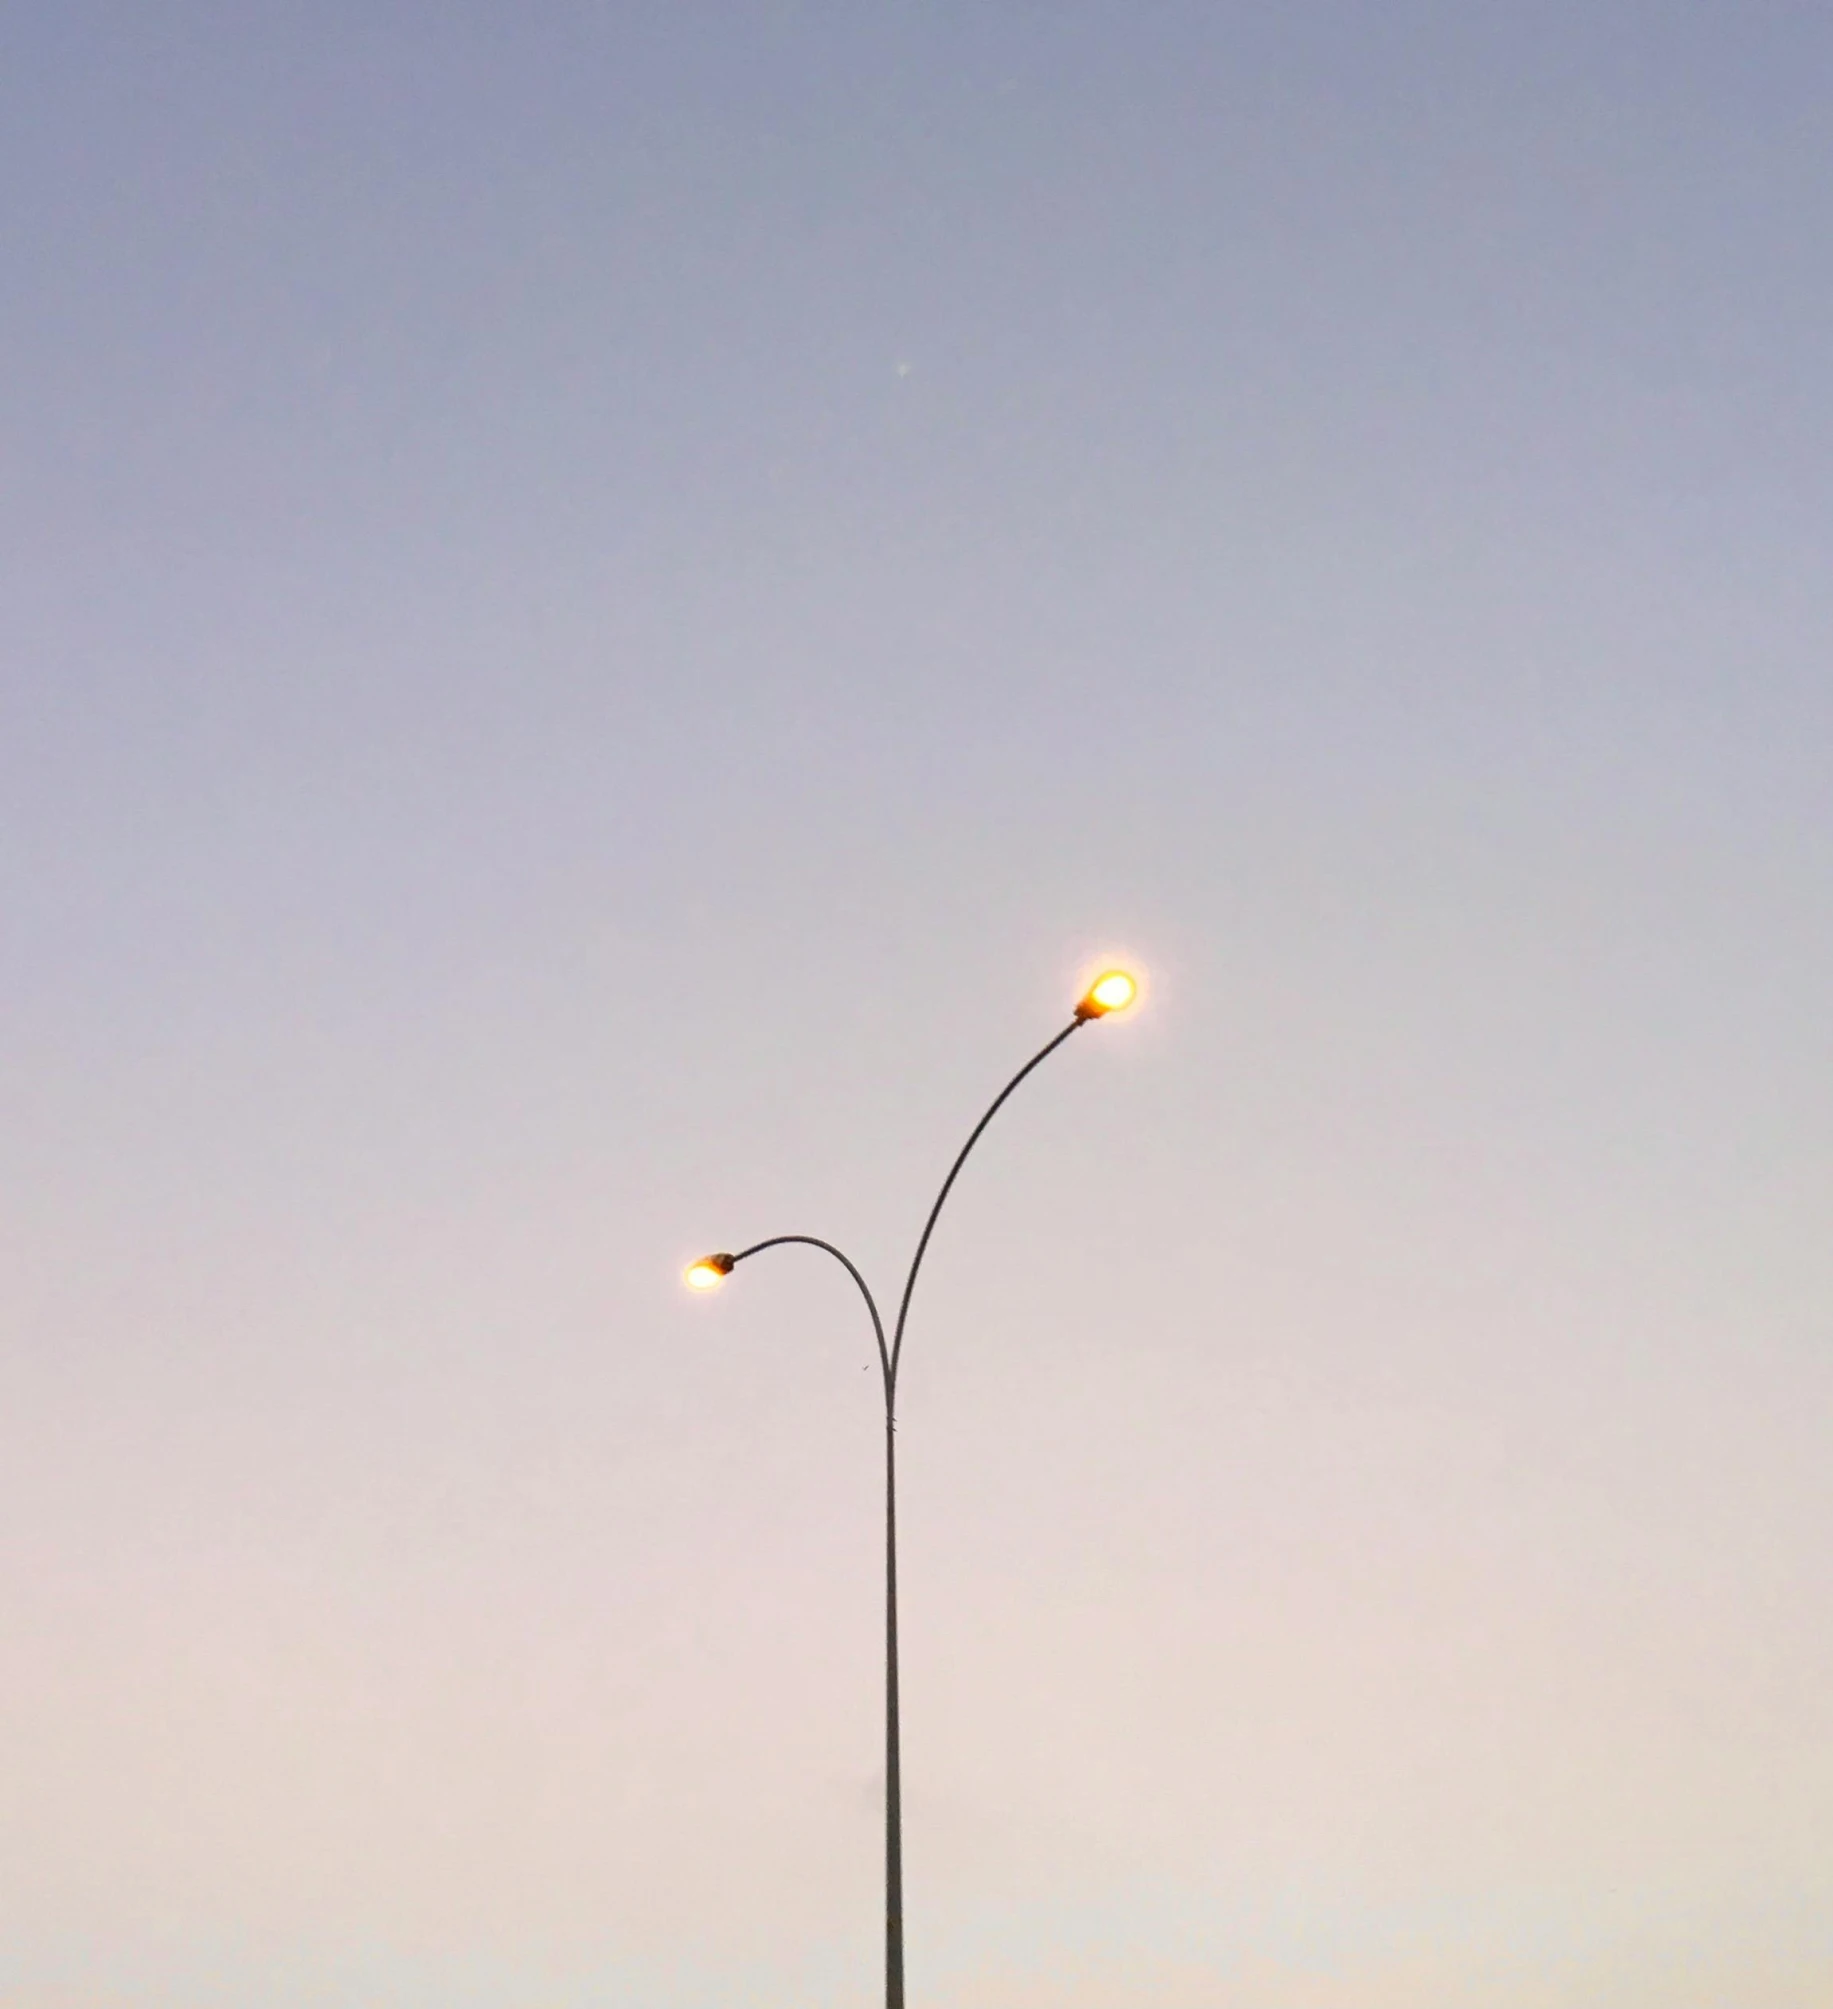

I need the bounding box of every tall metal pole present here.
[722,1009,1101,2008]
[884,1410,904,2009]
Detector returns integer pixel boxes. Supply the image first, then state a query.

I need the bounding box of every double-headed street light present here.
[682,966,1142,2009]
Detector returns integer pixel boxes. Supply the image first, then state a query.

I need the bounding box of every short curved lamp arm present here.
[734,1234,892,1390]
[888,1017,1083,1388]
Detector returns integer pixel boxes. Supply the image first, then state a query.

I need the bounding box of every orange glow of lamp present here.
[1075,968,1139,1020]
[683,1253,735,1291]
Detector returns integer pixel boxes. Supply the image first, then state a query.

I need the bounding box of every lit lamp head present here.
[683,1253,735,1292]
[1075,968,1139,1021]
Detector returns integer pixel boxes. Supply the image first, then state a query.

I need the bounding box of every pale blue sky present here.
[3,4,1831,2004]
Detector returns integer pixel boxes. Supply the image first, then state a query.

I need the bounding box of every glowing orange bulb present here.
[684,1254,734,1291]
[1077,969,1139,1019]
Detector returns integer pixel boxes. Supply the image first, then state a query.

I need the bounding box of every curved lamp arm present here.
[733,1234,892,1391]
[887,1016,1083,1390]
[691,969,1137,1406]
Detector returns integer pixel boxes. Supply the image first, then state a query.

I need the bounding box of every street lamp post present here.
[683,967,1140,2009]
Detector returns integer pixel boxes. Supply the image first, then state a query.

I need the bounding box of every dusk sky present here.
[3,3,1831,2003]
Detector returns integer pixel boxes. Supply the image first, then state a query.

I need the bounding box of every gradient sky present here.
[3,3,1831,2004]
